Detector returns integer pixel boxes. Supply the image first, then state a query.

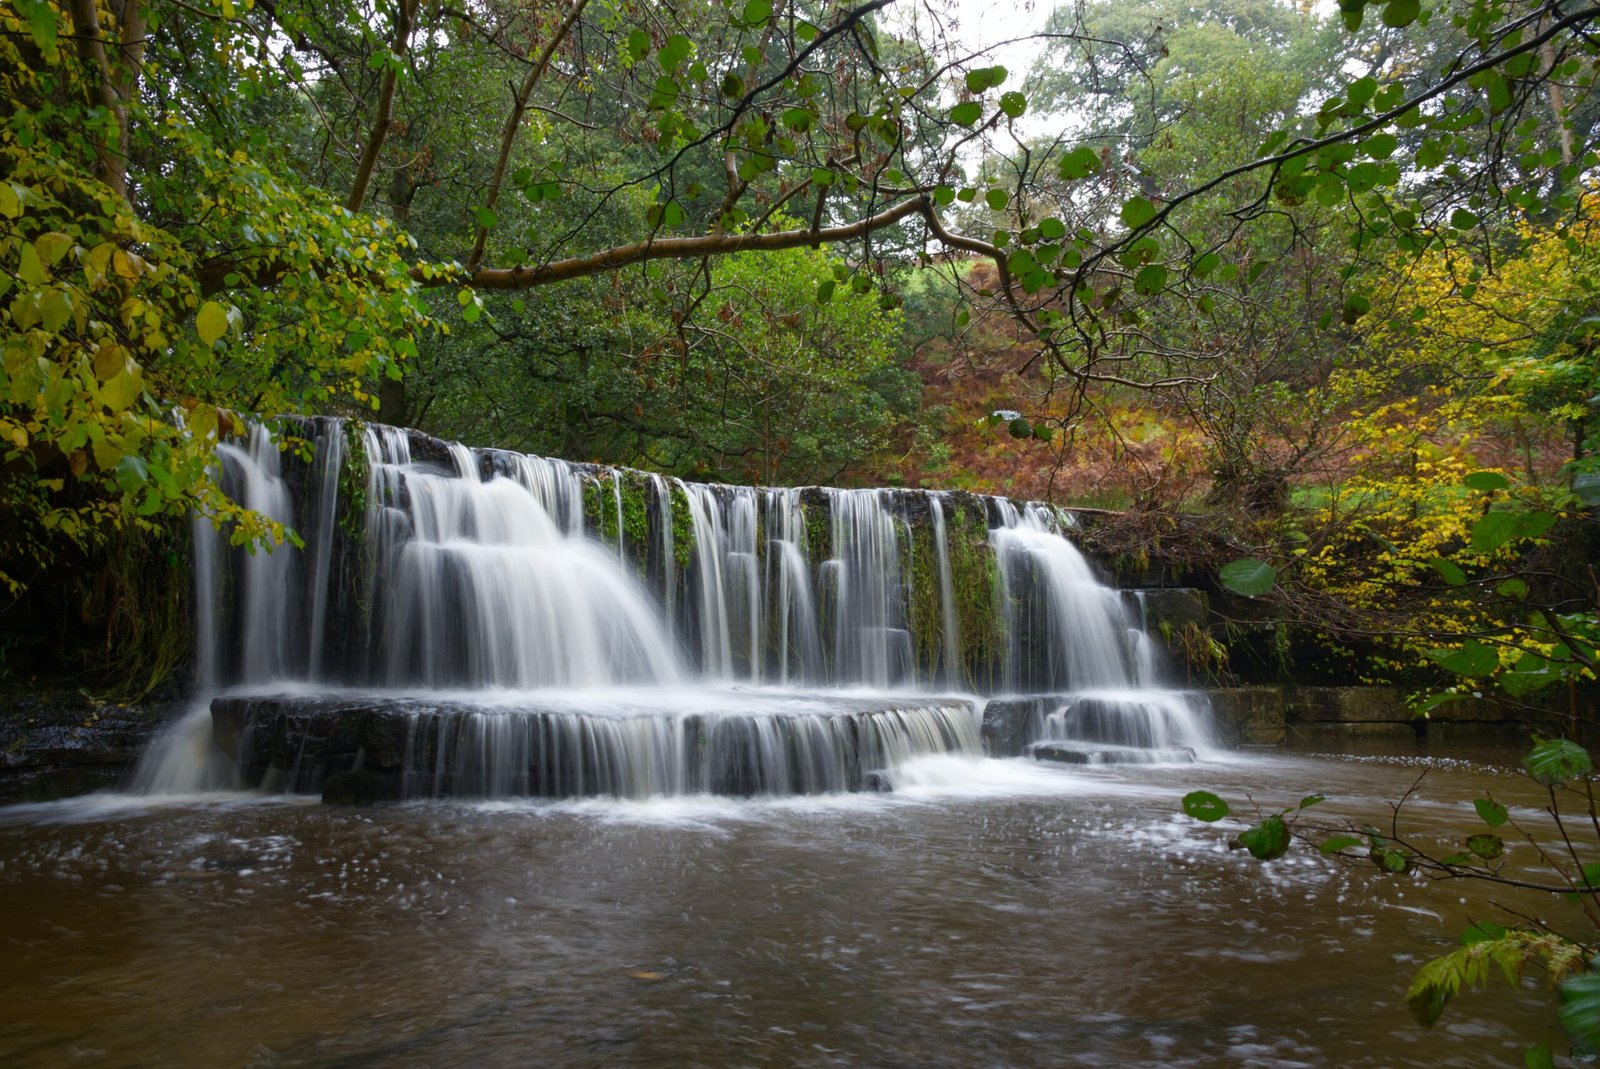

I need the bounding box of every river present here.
[0,743,1573,1067]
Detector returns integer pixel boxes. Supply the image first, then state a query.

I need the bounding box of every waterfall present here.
[137,419,1214,800]
[766,488,822,686]
[990,500,1140,693]
[373,442,681,689]
[929,494,961,688]
[825,489,911,688]
[678,480,735,679]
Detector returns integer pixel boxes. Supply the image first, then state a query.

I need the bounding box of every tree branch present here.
[465,0,589,269]
[433,194,929,289]
[347,0,420,214]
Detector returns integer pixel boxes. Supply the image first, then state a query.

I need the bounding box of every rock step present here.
[1028,742,1197,766]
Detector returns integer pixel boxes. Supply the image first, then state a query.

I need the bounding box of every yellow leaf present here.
[7,425,26,450]
[101,368,141,411]
[92,438,122,471]
[196,301,230,346]
[111,249,139,280]
[34,232,73,267]
[188,404,218,441]
[17,242,44,286]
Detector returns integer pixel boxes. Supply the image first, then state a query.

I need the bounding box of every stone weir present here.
[210,692,986,802]
[143,417,1217,801]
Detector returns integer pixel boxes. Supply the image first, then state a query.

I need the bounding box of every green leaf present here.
[1182,790,1230,822]
[1560,966,1600,1051]
[815,280,835,304]
[658,33,692,69]
[1451,208,1480,230]
[1134,264,1167,295]
[1427,640,1498,678]
[1463,470,1509,492]
[949,101,982,126]
[1466,833,1504,860]
[1382,0,1421,28]
[985,188,1009,211]
[626,28,650,61]
[649,75,681,110]
[998,91,1027,119]
[1120,196,1157,229]
[739,0,771,26]
[1193,252,1220,278]
[1038,217,1066,240]
[1318,835,1363,855]
[1372,844,1409,874]
[1525,1040,1554,1069]
[964,65,1008,93]
[1008,417,1033,439]
[23,0,57,54]
[1237,814,1290,860]
[1427,557,1466,586]
[196,301,230,346]
[1496,578,1527,599]
[1298,795,1327,810]
[1470,511,1519,553]
[473,206,497,228]
[1518,511,1556,540]
[1219,558,1277,597]
[662,201,684,227]
[114,455,148,492]
[1503,651,1562,697]
[1365,133,1398,159]
[1473,797,1509,828]
[1524,737,1593,787]
[1058,146,1100,181]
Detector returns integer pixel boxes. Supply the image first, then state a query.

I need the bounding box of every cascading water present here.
[133,419,1212,800]
[989,500,1212,764]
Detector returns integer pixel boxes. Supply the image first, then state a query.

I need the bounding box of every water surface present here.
[0,748,1574,1067]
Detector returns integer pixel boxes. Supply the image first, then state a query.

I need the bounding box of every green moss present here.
[804,496,833,566]
[338,419,369,543]
[906,519,943,679]
[669,482,695,573]
[944,505,1004,690]
[96,515,194,698]
[581,478,606,534]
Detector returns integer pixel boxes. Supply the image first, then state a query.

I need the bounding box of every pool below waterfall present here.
[0,744,1571,1067]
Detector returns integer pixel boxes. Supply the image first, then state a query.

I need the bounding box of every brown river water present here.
[0,744,1582,1068]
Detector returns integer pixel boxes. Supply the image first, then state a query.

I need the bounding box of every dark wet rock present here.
[1028,741,1196,766]
[210,692,978,801]
[980,696,1058,757]
[322,769,405,805]
[0,690,178,802]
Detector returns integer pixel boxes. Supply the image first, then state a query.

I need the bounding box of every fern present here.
[1408,931,1589,1026]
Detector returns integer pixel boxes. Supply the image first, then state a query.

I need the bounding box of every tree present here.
[5,0,1600,601]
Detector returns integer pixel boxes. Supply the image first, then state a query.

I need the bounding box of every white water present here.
[132,421,1213,799]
